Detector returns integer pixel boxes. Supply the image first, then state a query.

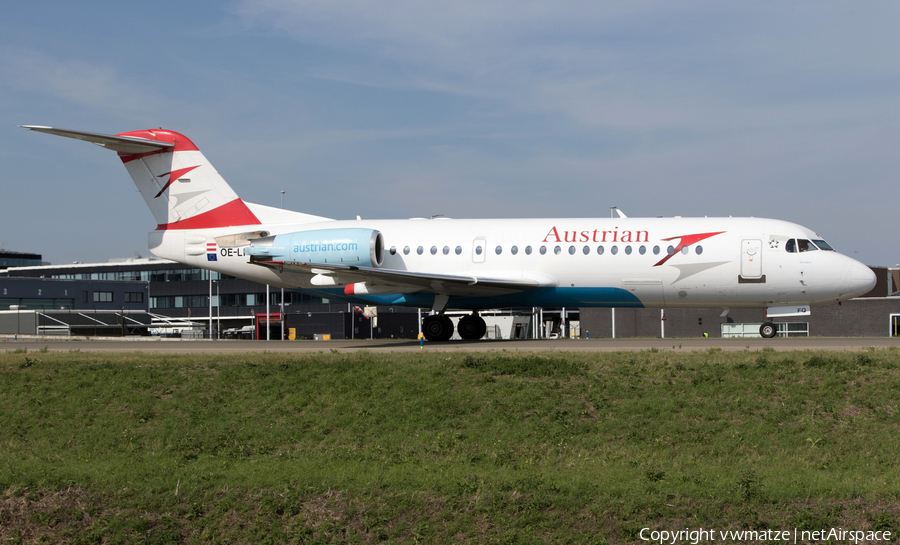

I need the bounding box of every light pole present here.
[208,274,212,339]
[279,192,286,340]
[213,280,220,339]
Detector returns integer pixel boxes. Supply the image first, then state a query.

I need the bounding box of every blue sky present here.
[2,1,898,266]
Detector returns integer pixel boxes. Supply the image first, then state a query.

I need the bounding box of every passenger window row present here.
[388,244,705,257]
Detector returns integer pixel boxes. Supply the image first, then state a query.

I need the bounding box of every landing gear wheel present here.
[423,315,454,342]
[760,322,777,339]
[458,315,487,340]
[475,317,487,339]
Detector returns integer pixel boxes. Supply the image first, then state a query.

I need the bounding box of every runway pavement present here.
[2,336,898,354]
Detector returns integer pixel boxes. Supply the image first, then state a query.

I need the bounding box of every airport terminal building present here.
[0,257,421,339]
[0,250,44,270]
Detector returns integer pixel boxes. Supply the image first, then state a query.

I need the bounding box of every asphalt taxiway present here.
[2,336,898,354]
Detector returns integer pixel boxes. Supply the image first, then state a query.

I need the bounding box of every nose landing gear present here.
[759,322,777,339]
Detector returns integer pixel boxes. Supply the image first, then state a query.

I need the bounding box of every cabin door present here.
[740,239,763,279]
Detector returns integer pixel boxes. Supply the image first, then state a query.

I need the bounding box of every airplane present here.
[20,125,877,340]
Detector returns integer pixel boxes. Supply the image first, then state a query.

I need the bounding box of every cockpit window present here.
[787,238,820,252]
[797,239,817,252]
[812,239,834,251]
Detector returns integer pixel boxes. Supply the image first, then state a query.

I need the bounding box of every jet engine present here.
[246,228,384,267]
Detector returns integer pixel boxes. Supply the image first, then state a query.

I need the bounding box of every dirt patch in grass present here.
[1,486,107,543]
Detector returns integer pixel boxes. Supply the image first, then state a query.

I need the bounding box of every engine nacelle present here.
[247,228,384,267]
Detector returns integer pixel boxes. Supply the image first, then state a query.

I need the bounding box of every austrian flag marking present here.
[206,242,217,261]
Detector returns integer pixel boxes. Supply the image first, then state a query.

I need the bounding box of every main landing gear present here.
[457,314,487,340]
[422,314,454,342]
[422,313,487,342]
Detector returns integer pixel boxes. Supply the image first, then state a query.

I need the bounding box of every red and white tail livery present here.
[115,129,261,230]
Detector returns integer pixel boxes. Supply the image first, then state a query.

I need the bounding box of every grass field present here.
[2,347,900,543]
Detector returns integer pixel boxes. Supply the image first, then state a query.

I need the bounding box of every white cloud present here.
[0,47,161,113]
[231,0,900,132]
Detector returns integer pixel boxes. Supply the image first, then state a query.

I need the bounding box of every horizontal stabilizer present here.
[19,125,174,154]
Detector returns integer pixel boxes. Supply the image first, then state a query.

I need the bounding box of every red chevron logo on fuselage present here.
[653,231,725,266]
[154,165,200,198]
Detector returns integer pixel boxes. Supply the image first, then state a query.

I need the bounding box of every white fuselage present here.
[151,215,874,310]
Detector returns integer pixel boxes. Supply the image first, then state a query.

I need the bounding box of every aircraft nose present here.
[847,261,876,298]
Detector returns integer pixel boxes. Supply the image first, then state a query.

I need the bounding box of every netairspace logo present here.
[639,527,892,544]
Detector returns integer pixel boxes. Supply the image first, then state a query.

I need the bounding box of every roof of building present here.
[0,250,42,259]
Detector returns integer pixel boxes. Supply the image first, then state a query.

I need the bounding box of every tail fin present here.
[20,126,261,230]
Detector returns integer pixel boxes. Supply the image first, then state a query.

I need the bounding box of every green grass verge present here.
[1,347,900,543]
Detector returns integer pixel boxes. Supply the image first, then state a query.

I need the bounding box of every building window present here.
[93,291,113,303]
[82,291,89,303]
[150,296,174,309]
[125,292,144,303]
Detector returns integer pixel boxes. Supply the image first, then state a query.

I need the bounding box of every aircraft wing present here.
[19,126,174,154]
[251,259,546,297]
